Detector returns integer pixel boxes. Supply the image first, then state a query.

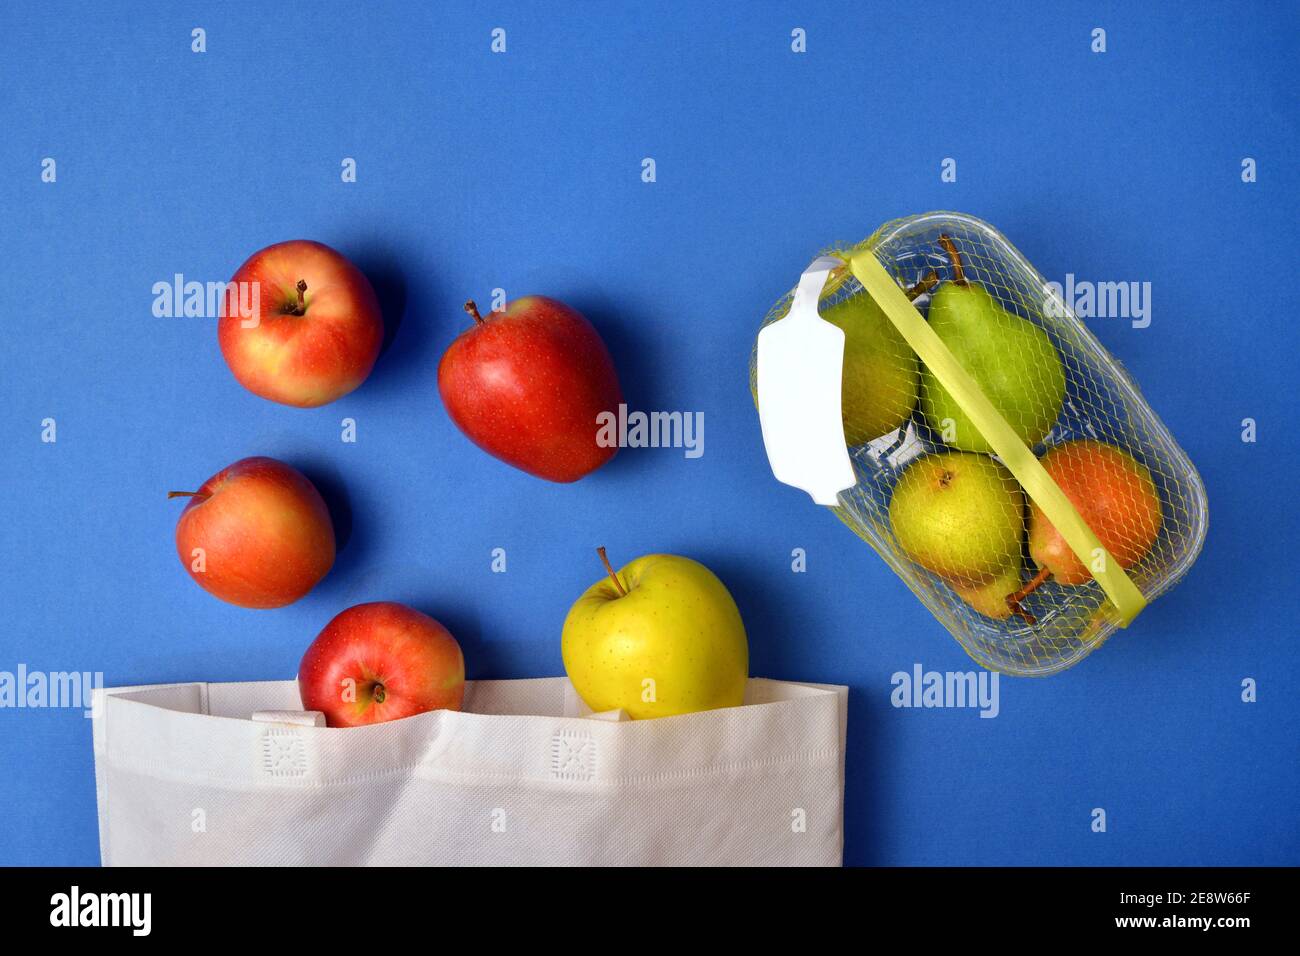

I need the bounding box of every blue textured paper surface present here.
[0,1,1296,865]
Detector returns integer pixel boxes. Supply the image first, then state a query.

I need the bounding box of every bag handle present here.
[847,249,1146,626]
[755,256,858,505]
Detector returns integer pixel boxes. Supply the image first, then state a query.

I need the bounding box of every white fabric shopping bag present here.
[92,676,848,866]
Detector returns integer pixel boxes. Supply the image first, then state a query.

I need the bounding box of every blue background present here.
[1,1,1296,866]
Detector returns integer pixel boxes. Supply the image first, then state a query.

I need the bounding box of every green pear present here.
[820,292,919,447]
[920,236,1065,453]
[889,451,1025,595]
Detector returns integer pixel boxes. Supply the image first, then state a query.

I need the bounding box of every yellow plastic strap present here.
[848,251,1147,626]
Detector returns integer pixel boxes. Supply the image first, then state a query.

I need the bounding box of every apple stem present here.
[596,546,627,597]
[166,490,210,502]
[907,270,940,300]
[372,682,386,704]
[938,234,967,286]
[464,300,485,325]
[1005,565,1052,623]
[294,279,307,315]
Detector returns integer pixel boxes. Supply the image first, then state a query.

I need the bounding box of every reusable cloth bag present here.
[92,677,848,866]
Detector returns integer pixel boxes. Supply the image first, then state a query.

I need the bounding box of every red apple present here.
[438,296,623,482]
[171,456,335,608]
[298,602,465,727]
[219,240,383,407]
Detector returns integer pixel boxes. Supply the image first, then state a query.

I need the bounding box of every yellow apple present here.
[561,549,749,719]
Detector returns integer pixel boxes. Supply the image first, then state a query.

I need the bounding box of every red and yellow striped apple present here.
[298,602,465,727]
[219,240,382,407]
[170,456,335,608]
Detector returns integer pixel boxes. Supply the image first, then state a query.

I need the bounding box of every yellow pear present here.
[951,562,1024,621]
[821,293,919,446]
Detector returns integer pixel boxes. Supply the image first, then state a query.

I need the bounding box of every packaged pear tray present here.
[751,211,1207,676]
